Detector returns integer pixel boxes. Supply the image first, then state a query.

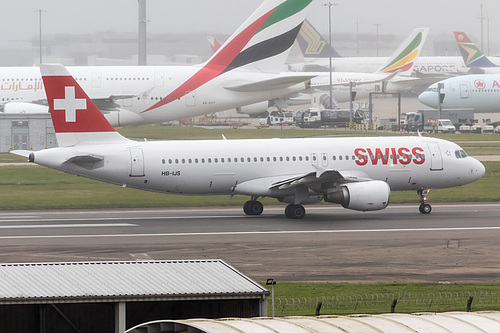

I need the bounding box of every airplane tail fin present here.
[454,31,498,68]
[296,19,342,58]
[375,28,429,76]
[207,36,222,54]
[205,0,313,74]
[40,63,130,147]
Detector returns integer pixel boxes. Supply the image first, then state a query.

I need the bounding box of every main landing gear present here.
[243,198,264,216]
[285,204,305,219]
[418,189,432,214]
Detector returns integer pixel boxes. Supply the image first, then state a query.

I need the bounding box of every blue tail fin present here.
[454,31,498,68]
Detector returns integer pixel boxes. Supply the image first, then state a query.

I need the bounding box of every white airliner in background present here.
[290,19,466,77]
[418,74,500,113]
[1,0,315,126]
[12,64,485,219]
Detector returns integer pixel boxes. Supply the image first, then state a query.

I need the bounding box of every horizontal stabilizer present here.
[10,150,32,158]
[224,74,315,92]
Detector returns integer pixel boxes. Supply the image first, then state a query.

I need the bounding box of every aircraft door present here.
[185,91,196,107]
[460,84,469,99]
[129,148,145,177]
[427,142,443,171]
[321,153,328,167]
[92,72,102,88]
[311,153,318,166]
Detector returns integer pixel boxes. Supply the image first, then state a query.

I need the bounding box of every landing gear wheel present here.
[285,204,306,219]
[243,200,263,216]
[419,203,432,214]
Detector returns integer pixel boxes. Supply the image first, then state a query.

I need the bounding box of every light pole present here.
[266,279,276,317]
[322,2,338,110]
[373,23,382,57]
[34,9,46,64]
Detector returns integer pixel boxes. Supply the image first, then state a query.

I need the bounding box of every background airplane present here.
[289,20,465,77]
[454,31,500,74]
[419,74,500,113]
[1,0,314,126]
[12,63,485,219]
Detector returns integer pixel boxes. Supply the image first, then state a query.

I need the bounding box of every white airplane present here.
[238,27,430,114]
[418,74,500,113]
[0,0,315,126]
[12,64,485,219]
[289,19,465,77]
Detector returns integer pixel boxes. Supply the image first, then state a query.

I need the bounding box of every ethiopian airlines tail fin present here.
[40,63,130,147]
[454,31,498,68]
[375,28,429,76]
[204,0,312,74]
[296,19,342,58]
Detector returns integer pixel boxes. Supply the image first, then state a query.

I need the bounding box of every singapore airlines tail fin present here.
[454,31,498,68]
[296,19,342,58]
[204,0,313,74]
[40,64,130,147]
[375,28,429,76]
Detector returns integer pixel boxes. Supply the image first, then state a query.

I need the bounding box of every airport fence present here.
[274,291,500,316]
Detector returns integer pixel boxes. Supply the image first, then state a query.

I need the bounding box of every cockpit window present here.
[455,150,468,158]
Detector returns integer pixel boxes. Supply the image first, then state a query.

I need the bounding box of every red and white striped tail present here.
[40,64,129,147]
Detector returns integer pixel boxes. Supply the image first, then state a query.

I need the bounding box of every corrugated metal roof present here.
[0,260,268,304]
[125,312,500,333]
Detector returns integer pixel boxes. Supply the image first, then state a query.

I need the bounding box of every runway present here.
[1,203,499,283]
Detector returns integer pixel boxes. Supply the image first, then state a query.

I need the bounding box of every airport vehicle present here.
[296,108,363,128]
[290,20,465,77]
[1,0,314,126]
[418,74,500,113]
[454,31,500,73]
[404,109,474,132]
[12,64,485,219]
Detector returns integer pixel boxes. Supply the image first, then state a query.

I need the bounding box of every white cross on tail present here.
[53,86,87,122]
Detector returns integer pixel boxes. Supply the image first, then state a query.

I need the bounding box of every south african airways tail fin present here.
[296,19,342,58]
[375,28,429,76]
[454,31,498,68]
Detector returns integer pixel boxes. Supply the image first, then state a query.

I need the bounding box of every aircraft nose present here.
[471,158,486,181]
[418,90,436,107]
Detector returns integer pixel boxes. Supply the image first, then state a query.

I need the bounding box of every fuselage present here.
[32,136,484,198]
[289,56,466,76]
[419,74,500,113]
[0,66,309,126]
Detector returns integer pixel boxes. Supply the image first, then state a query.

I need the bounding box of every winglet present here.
[40,63,130,147]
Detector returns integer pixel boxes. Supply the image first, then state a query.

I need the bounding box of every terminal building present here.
[0,113,56,153]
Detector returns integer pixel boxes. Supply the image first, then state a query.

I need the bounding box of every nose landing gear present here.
[418,189,432,214]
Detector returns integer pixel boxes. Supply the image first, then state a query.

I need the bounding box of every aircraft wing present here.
[270,168,371,191]
[224,75,316,92]
[311,72,397,90]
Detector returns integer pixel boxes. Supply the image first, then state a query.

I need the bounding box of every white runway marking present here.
[0,223,136,229]
[1,226,500,239]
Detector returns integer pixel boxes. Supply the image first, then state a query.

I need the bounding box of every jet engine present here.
[3,102,49,114]
[235,101,269,118]
[325,180,390,211]
[103,109,145,127]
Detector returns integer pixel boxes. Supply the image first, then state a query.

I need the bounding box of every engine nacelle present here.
[3,102,49,114]
[103,109,145,127]
[325,181,390,211]
[235,101,269,117]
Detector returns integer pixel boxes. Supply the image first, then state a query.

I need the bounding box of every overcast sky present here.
[1,0,499,52]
